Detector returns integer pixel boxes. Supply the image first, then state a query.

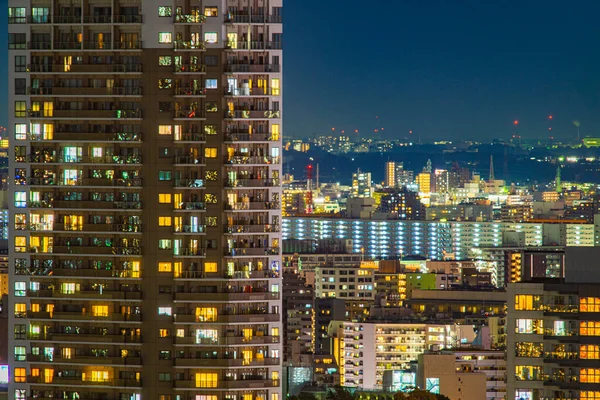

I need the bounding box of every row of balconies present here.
[28,200,142,210]
[29,87,143,96]
[24,223,142,233]
[28,41,144,51]
[27,177,143,187]
[225,14,282,24]
[225,155,281,164]
[27,288,142,300]
[225,110,281,120]
[28,132,141,142]
[225,247,279,257]
[25,376,142,388]
[24,155,142,165]
[25,310,142,322]
[10,15,143,24]
[26,245,142,256]
[27,109,142,119]
[26,353,142,366]
[28,63,143,74]
[173,378,279,389]
[225,224,280,234]
[226,41,282,51]
[173,313,280,324]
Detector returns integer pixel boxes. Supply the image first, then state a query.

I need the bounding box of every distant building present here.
[352,170,373,197]
[385,161,396,188]
[376,188,425,220]
[416,172,432,194]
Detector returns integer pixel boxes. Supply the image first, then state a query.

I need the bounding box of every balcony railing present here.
[28,332,142,343]
[225,110,281,119]
[29,87,143,96]
[225,14,282,24]
[174,40,206,50]
[28,132,141,142]
[30,109,142,119]
[225,247,279,256]
[28,178,142,187]
[225,88,279,97]
[28,246,142,255]
[28,223,142,233]
[173,292,279,302]
[28,155,142,164]
[174,379,278,389]
[174,64,206,73]
[224,133,274,142]
[27,288,142,300]
[225,64,281,73]
[174,335,279,346]
[225,179,279,187]
[30,200,142,210]
[174,132,206,142]
[225,201,279,211]
[225,155,281,165]
[173,313,279,324]
[173,179,205,188]
[175,202,206,211]
[174,110,206,119]
[26,376,142,387]
[174,14,207,23]
[173,155,205,165]
[225,224,280,234]
[174,87,207,96]
[225,41,282,50]
[173,225,206,234]
[28,63,142,73]
[173,248,207,257]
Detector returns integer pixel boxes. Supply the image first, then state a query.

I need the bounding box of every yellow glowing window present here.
[196,307,217,322]
[515,295,534,311]
[581,321,600,336]
[14,368,26,383]
[159,329,170,337]
[271,124,280,140]
[159,193,172,203]
[174,262,182,278]
[271,78,280,95]
[43,368,54,383]
[14,236,26,252]
[243,328,253,339]
[195,372,218,388]
[90,370,109,382]
[158,262,172,272]
[91,305,109,317]
[581,345,600,360]
[205,148,217,158]
[60,283,77,294]
[581,392,600,400]
[30,304,40,313]
[31,368,39,377]
[131,261,141,278]
[271,327,279,337]
[43,102,53,117]
[243,394,253,400]
[581,297,600,312]
[204,262,217,273]
[62,348,73,359]
[159,125,172,135]
[176,329,185,337]
[158,216,172,227]
[14,303,26,317]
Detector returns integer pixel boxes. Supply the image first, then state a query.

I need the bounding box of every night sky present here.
[3,1,600,141]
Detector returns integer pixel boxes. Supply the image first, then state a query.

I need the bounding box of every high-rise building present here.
[384,161,395,188]
[8,2,283,400]
[351,170,372,198]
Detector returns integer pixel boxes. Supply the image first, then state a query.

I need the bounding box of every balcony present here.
[173,155,205,165]
[175,202,206,211]
[225,247,279,257]
[174,179,205,189]
[28,223,142,233]
[173,313,279,324]
[27,178,143,188]
[225,41,282,51]
[225,88,279,97]
[225,14,282,24]
[226,201,279,211]
[174,292,279,302]
[28,155,142,165]
[31,109,142,120]
[31,200,142,210]
[225,224,280,234]
[174,335,279,346]
[225,64,281,73]
[175,270,278,280]
[173,357,279,368]
[173,225,206,234]
[28,332,142,344]
[226,179,279,188]
[28,64,143,74]
[29,87,143,96]
[174,110,206,120]
[114,15,143,24]
[174,132,206,142]
[173,248,206,257]
[27,353,142,366]
[27,246,142,256]
[225,110,281,120]
[174,379,278,389]
[174,41,206,50]
[28,132,141,142]
[27,310,142,322]
[174,64,206,73]
[28,42,52,50]
[174,14,207,24]
[225,155,281,165]
[224,133,275,142]
[27,288,142,300]
[27,376,142,388]
[174,87,207,97]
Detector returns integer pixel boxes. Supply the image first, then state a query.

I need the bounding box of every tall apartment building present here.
[8,2,283,400]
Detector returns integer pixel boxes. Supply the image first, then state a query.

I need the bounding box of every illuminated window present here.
[62,348,73,359]
[158,79,172,89]
[158,6,172,16]
[15,390,26,400]
[158,307,172,316]
[176,329,185,337]
[158,262,172,272]
[14,236,26,252]
[196,307,217,322]
[515,318,543,334]
[159,56,172,66]
[582,392,600,400]
[515,295,537,311]
[271,79,280,96]
[204,7,218,17]
[204,125,218,135]
[205,79,218,89]
[158,239,172,249]
[43,102,53,117]
[14,346,26,361]
[195,372,218,388]
[14,368,26,383]
[14,192,26,207]
[159,329,170,338]
[14,101,26,118]
[159,171,172,181]
[14,123,27,140]
[158,217,172,227]
[205,102,218,112]
[581,345,600,360]
[91,305,108,317]
[581,322,600,336]
[174,262,182,278]
[581,369,600,384]
[91,371,109,382]
[159,193,172,203]
[205,262,217,273]
[159,125,172,135]
[205,170,218,181]
[205,193,217,204]
[206,216,217,226]
[581,297,600,312]
[158,32,172,44]
[196,329,218,344]
[8,7,26,23]
[60,283,77,294]
[205,148,217,158]
[14,282,26,297]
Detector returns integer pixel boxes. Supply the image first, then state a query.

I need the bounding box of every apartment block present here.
[8,1,283,400]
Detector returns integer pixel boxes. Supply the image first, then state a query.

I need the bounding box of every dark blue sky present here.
[3,1,600,140]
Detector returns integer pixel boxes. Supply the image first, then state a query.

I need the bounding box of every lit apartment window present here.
[14,236,26,252]
[581,369,600,383]
[581,322,600,336]
[8,8,26,23]
[158,307,172,316]
[158,262,172,272]
[205,171,218,181]
[158,239,172,249]
[159,373,171,381]
[204,7,218,17]
[196,307,217,322]
[159,56,172,66]
[158,125,172,135]
[15,390,26,400]
[159,194,172,203]
[176,329,185,337]
[14,101,26,117]
[14,368,25,383]
[14,346,26,361]
[14,124,26,140]
[60,283,77,294]
[581,392,600,400]
[204,125,218,135]
[158,217,172,226]
[158,32,172,44]
[205,148,217,158]
[159,171,172,181]
[158,6,172,17]
[581,297,600,312]
[581,345,600,360]
[196,329,218,344]
[91,305,109,317]
[90,371,109,382]
[195,372,218,388]
[271,79,280,95]
[204,262,217,273]
[14,282,26,297]
[205,79,217,89]
[159,329,170,337]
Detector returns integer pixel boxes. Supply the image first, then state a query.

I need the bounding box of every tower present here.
[8,2,283,400]
[489,155,495,181]
[556,165,563,193]
[385,161,396,188]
